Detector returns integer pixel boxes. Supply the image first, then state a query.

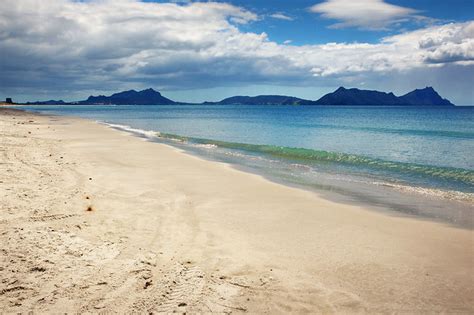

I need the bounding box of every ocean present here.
[20,104,474,227]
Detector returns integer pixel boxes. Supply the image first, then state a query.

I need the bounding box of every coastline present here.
[1,108,473,313]
[103,121,474,229]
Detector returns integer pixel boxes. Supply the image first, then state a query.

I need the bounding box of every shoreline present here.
[12,107,474,228]
[103,121,474,229]
[1,108,473,313]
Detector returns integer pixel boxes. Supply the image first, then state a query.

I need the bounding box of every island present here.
[22,86,454,106]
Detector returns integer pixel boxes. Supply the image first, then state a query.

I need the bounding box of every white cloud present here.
[269,13,294,21]
[418,23,474,63]
[309,0,418,30]
[306,22,474,77]
[0,0,473,102]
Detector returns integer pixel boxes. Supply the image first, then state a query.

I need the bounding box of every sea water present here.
[20,104,474,227]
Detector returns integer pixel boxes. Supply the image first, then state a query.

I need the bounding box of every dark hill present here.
[398,87,454,106]
[314,86,454,106]
[203,95,313,105]
[25,100,68,105]
[21,86,455,106]
[315,87,402,105]
[80,88,176,105]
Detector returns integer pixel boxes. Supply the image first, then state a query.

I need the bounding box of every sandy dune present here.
[1,108,473,313]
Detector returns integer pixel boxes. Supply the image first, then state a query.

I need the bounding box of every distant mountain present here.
[78,88,176,105]
[201,87,454,106]
[398,87,454,106]
[203,95,313,105]
[22,86,455,106]
[25,100,68,105]
[315,87,401,105]
[314,86,454,106]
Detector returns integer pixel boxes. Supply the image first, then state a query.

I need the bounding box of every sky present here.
[0,0,473,104]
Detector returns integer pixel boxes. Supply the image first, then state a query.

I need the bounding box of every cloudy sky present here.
[1,0,473,104]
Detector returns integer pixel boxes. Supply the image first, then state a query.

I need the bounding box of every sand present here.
[1,108,473,313]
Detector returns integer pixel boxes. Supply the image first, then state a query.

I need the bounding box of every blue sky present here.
[195,0,474,44]
[1,0,473,104]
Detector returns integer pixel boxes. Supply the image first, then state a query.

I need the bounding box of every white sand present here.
[1,108,473,313]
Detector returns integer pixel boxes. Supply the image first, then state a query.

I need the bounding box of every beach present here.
[1,107,473,313]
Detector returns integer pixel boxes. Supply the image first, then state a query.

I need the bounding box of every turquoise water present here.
[20,104,474,224]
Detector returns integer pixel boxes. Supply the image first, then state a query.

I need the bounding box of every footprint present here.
[29,213,78,222]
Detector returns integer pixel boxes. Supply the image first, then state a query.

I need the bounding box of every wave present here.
[102,122,158,138]
[296,123,474,139]
[157,132,474,187]
[373,181,474,203]
[101,122,474,189]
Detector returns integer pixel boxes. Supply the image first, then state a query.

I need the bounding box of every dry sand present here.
[1,108,473,313]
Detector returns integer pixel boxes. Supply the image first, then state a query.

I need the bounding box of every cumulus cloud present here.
[0,0,259,91]
[309,0,418,30]
[0,0,473,101]
[418,23,474,63]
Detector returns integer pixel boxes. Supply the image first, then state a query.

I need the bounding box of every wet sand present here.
[1,108,473,313]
